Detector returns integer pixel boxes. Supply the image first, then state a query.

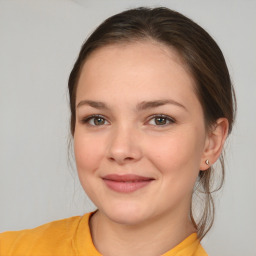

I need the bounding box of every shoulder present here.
[195,244,208,256]
[163,233,208,256]
[0,213,91,256]
[0,215,82,241]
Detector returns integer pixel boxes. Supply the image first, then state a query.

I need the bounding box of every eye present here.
[81,115,109,126]
[148,115,175,126]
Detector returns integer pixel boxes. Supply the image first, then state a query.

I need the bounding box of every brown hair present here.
[68,7,236,239]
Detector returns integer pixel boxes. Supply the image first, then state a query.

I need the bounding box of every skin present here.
[74,41,228,256]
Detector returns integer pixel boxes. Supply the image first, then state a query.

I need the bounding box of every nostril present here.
[108,156,134,163]
[124,157,134,161]
[109,157,115,162]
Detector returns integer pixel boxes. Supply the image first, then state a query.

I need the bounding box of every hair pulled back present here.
[68,7,236,239]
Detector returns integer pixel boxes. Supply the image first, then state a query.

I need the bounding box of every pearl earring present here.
[205,159,210,165]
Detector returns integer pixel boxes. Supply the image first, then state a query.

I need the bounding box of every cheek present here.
[74,129,105,174]
[145,132,204,204]
[145,129,205,177]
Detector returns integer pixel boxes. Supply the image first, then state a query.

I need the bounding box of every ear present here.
[200,118,229,170]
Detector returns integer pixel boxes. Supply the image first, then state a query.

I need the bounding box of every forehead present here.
[76,41,197,105]
[83,40,188,76]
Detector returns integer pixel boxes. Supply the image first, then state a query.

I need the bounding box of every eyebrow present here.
[76,100,110,109]
[76,99,187,111]
[137,99,187,111]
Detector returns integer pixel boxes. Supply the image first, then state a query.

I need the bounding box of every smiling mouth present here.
[102,174,155,193]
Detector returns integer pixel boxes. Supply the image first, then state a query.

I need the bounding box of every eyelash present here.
[80,114,176,127]
[81,114,109,126]
[147,114,176,126]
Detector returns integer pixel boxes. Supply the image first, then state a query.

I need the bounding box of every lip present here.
[102,174,155,193]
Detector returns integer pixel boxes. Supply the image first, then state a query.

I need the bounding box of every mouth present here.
[102,174,155,193]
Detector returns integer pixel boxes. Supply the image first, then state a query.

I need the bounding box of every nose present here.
[107,125,143,165]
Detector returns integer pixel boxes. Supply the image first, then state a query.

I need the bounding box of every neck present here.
[90,210,196,256]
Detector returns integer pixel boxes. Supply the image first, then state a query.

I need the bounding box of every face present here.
[74,42,209,226]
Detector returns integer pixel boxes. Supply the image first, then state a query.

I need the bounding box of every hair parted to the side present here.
[68,7,236,239]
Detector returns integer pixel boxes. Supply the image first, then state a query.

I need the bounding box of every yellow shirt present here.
[0,212,208,256]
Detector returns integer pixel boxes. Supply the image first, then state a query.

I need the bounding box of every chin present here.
[101,202,150,226]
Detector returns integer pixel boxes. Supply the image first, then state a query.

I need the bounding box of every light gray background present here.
[0,0,255,255]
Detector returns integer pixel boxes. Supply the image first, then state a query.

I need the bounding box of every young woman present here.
[0,7,236,256]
